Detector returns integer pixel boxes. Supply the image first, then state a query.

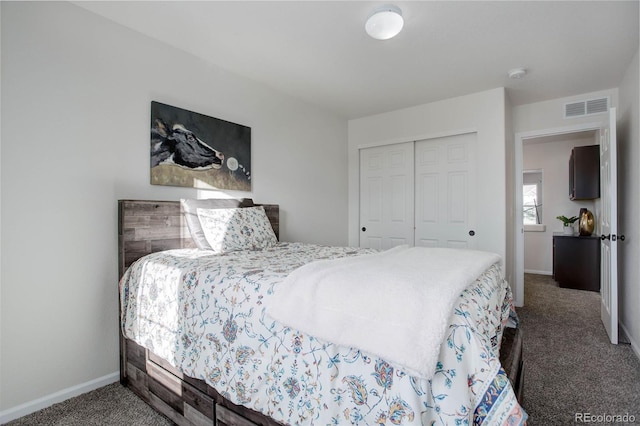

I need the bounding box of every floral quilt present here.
[120,242,527,425]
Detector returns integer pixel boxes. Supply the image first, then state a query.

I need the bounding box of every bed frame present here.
[118,199,523,426]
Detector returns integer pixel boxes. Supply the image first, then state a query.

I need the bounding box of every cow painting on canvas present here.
[151,119,225,170]
[150,101,251,191]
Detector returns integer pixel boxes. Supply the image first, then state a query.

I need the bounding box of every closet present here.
[359,133,477,250]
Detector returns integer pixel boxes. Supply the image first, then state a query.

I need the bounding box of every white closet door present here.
[415,133,477,248]
[359,142,415,250]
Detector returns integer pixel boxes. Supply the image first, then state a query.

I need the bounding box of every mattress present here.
[120,242,526,425]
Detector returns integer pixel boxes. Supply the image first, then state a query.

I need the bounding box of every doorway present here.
[514,122,603,307]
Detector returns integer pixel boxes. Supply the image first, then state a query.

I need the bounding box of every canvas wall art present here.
[150,101,251,191]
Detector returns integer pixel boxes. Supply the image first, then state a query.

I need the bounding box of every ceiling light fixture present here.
[365,5,404,40]
[508,68,527,79]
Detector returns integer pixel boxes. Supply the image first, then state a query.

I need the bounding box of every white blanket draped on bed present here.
[266,245,501,380]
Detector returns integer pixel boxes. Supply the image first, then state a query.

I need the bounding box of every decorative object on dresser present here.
[569,144,600,200]
[552,234,601,292]
[557,215,579,235]
[118,199,526,425]
[578,208,595,236]
[150,101,251,191]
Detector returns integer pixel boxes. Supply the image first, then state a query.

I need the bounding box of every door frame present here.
[514,121,605,307]
[356,128,478,151]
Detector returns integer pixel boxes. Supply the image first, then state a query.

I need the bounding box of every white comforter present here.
[266,245,501,380]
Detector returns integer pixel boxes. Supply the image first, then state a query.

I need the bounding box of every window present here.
[523,170,543,225]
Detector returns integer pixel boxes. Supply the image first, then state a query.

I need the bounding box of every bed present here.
[118,199,526,425]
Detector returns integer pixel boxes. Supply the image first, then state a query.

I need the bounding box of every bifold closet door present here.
[415,133,477,248]
[359,142,415,250]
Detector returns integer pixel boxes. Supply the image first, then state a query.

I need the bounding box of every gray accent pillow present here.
[180,198,254,249]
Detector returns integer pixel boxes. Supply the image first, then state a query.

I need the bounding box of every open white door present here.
[600,107,618,344]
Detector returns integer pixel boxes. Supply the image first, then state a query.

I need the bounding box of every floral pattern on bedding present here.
[120,242,526,425]
[197,205,278,253]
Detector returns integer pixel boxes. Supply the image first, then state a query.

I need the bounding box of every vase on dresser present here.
[579,208,595,236]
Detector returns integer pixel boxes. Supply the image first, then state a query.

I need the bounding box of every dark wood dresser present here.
[552,234,600,292]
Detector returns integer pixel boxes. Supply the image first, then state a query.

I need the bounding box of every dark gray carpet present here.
[4,382,172,426]
[5,273,640,425]
[518,273,640,425]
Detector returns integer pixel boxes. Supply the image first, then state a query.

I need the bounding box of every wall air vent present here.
[564,97,609,119]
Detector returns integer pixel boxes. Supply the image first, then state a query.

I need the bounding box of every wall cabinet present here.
[552,234,600,292]
[569,145,600,200]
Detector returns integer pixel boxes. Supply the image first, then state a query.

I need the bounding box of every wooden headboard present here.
[118,199,279,277]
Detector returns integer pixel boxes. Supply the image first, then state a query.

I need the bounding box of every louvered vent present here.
[564,97,609,119]
[586,97,608,114]
[565,102,586,117]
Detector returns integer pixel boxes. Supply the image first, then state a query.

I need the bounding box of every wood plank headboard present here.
[118,199,279,277]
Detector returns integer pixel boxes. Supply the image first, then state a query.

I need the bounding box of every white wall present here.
[523,135,598,274]
[512,88,618,305]
[512,89,618,134]
[617,49,640,357]
[513,77,640,359]
[0,2,349,415]
[347,88,510,283]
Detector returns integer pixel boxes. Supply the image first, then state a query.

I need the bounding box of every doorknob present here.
[601,234,611,240]
[361,227,366,232]
[619,235,626,241]
[468,230,475,236]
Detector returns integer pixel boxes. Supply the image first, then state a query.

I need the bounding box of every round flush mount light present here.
[508,68,527,79]
[365,5,404,40]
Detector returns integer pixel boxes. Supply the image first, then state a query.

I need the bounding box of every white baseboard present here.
[0,371,119,424]
[524,269,552,276]
[619,321,640,362]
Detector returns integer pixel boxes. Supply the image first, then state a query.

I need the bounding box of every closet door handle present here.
[361,227,367,232]
[468,230,475,236]
[601,234,611,240]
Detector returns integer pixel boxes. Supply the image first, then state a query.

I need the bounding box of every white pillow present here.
[196,206,278,253]
[180,198,254,250]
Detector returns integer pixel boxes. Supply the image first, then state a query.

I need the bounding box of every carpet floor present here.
[518,273,640,425]
[4,382,172,426]
[4,273,639,425]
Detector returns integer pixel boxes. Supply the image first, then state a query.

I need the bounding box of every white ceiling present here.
[74,1,639,119]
